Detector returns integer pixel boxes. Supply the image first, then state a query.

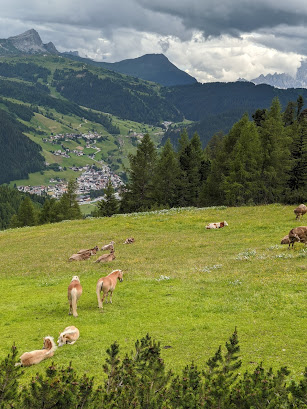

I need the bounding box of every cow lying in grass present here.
[206,221,228,229]
[16,336,57,367]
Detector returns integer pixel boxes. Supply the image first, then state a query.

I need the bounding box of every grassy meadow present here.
[0,204,306,384]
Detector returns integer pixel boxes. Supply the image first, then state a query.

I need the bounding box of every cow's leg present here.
[69,300,72,315]
[110,290,113,304]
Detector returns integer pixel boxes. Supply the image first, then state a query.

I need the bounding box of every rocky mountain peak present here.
[7,29,57,54]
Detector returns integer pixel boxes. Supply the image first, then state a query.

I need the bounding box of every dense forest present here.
[118,97,307,214]
[0,185,45,230]
[0,180,82,230]
[53,68,183,123]
[0,109,45,185]
[1,96,305,230]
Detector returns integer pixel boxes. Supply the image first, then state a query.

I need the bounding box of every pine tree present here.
[222,114,262,205]
[57,179,82,221]
[15,196,37,227]
[177,131,205,206]
[96,179,119,217]
[259,97,292,203]
[122,133,157,212]
[153,138,180,207]
[287,117,307,202]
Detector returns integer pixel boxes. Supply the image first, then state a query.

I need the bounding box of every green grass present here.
[0,204,306,384]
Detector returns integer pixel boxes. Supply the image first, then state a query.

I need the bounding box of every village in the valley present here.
[17,131,126,204]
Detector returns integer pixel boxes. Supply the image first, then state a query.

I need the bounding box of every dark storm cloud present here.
[137,0,307,38]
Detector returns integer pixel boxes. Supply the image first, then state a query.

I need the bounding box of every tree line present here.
[1,96,306,228]
[1,330,307,408]
[112,96,306,215]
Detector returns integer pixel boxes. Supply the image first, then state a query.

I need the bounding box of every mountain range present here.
[1,29,307,186]
[0,29,196,87]
[240,60,307,89]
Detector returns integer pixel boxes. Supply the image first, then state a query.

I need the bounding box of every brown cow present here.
[294,204,307,221]
[288,226,307,249]
[281,235,290,244]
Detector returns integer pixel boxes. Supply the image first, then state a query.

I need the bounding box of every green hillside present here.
[0,205,306,384]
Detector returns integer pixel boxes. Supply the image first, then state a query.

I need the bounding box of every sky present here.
[1,0,307,83]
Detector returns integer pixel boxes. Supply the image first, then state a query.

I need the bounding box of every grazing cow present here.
[281,235,290,244]
[95,249,115,263]
[77,246,99,254]
[206,221,228,229]
[96,269,124,309]
[57,326,80,346]
[68,276,83,317]
[16,336,57,367]
[101,241,115,251]
[294,204,307,221]
[288,226,307,249]
[124,237,135,244]
[69,251,92,261]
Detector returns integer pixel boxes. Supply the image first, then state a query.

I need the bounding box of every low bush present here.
[1,330,307,408]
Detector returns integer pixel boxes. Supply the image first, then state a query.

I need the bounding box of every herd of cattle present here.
[281,204,307,248]
[15,205,306,367]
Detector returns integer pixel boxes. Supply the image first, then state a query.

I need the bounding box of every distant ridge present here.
[98,53,197,86]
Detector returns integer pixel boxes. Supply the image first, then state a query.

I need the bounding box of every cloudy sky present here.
[1,0,307,82]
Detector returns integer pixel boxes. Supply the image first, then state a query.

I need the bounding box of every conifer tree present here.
[222,114,262,205]
[122,133,157,211]
[57,179,82,221]
[177,131,205,206]
[259,97,292,202]
[96,179,119,217]
[287,117,307,202]
[14,196,37,227]
[153,138,180,207]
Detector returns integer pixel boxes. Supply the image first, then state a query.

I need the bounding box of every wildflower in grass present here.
[235,249,256,260]
[156,275,171,282]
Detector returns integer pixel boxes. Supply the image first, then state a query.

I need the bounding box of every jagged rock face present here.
[296,60,307,88]
[8,29,57,54]
[251,72,301,89]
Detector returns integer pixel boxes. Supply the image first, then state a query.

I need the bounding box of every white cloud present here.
[0,0,306,82]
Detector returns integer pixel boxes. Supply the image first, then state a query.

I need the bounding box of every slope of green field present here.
[0,205,306,384]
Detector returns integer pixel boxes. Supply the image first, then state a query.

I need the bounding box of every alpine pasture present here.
[0,204,306,383]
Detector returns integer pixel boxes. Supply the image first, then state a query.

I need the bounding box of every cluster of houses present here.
[17,165,123,204]
[43,131,102,143]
